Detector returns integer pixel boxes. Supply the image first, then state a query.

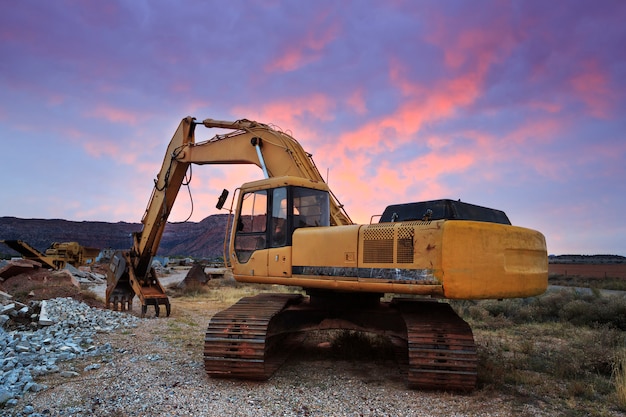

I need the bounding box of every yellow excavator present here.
[2,240,100,269]
[106,116,547,391]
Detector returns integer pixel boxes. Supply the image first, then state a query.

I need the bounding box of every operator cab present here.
[232,177,330,263]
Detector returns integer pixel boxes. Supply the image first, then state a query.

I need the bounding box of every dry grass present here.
[142,274,626,415]
[549,273,626,291]
[615,349,626,410]
[455,289,626,416]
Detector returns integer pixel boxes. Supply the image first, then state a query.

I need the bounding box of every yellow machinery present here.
[106,117,547,391]
[2,240,100,269]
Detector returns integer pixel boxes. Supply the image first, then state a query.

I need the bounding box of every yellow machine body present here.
[230,177,547,300]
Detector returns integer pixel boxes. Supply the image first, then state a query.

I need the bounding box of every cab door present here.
[267,187,292,277]
[232,189,268,277]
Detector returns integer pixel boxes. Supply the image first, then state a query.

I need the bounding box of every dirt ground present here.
[0,266,106,308]
[548,263,626,279]
[2,263,626,416]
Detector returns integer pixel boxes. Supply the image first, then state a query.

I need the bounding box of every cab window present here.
[234,190,267,262]
[270,187,287,248]
[292,187,330,229]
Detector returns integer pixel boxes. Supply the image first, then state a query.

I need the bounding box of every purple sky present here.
[1,0,625,256]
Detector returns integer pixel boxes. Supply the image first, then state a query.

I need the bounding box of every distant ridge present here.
[548,254,626,264]
[0,215,229,259]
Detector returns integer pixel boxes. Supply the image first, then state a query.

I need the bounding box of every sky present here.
[1,0,625,256]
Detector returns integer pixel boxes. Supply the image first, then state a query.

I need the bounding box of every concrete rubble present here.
[62,263,107,287]
[0,260,42,280]
[0,260,106,287]
[0,260,142,411]
[0,297,141,409]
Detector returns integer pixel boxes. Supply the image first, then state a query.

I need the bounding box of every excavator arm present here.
[106,116,351,316]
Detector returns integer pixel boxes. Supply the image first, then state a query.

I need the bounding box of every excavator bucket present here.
[105,251,170,318]
[106,251,135,312]
[177,263,210,289]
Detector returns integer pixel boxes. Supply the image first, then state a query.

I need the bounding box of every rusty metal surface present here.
[204,293,303,380]
[397,301,477,391]
[105,251,170,317]
[106,284,134,313]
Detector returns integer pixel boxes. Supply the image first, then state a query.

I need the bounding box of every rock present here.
[1,303,15,315]
[53,269,80,288]
[0,259,41,279]
[15,344,31,353]
[38,301,54,326]
[84,363,101,372]
[0,387,13,405]
[0,297,141,402]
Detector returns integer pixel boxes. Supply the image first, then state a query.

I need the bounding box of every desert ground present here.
[1,264,625,416]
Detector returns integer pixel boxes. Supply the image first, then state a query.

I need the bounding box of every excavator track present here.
[204,293,304,380]
[204,294,477,391]
[395,300,477,391]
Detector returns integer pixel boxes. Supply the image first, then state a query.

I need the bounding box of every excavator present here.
[106,116,548,391]
[2,240,100,269]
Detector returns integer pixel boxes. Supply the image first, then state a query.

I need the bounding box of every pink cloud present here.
[422,6,516,72]
[85,105,143,125]
[330,63,485,155]
[570,60,614,118]
[345,88,367,115]
[78,135,160,168]
[318,148,476,224]
[444,28,510,72]
[232,93,336,137]
[82,140,123,160]
[265,12,340,73]
[320,115,566,221]
[183,99,212,115]
[169,81,193,94]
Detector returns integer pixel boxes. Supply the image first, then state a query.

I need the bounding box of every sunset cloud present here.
[570,60,614,118]
[0,0,624,256]
[265,8,341,73]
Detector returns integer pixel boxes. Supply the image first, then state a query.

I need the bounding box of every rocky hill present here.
[548,254,626,264]
[0,215,229,260]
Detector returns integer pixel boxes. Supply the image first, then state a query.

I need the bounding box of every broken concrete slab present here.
[1,303,16,314]
[0,259,42,279]
[64,264,106,286]
[51,269,80,288]
[38,300,53,326]
[177,264,210,288]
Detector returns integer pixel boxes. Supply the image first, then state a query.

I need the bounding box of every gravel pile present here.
[0,297,140,410]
